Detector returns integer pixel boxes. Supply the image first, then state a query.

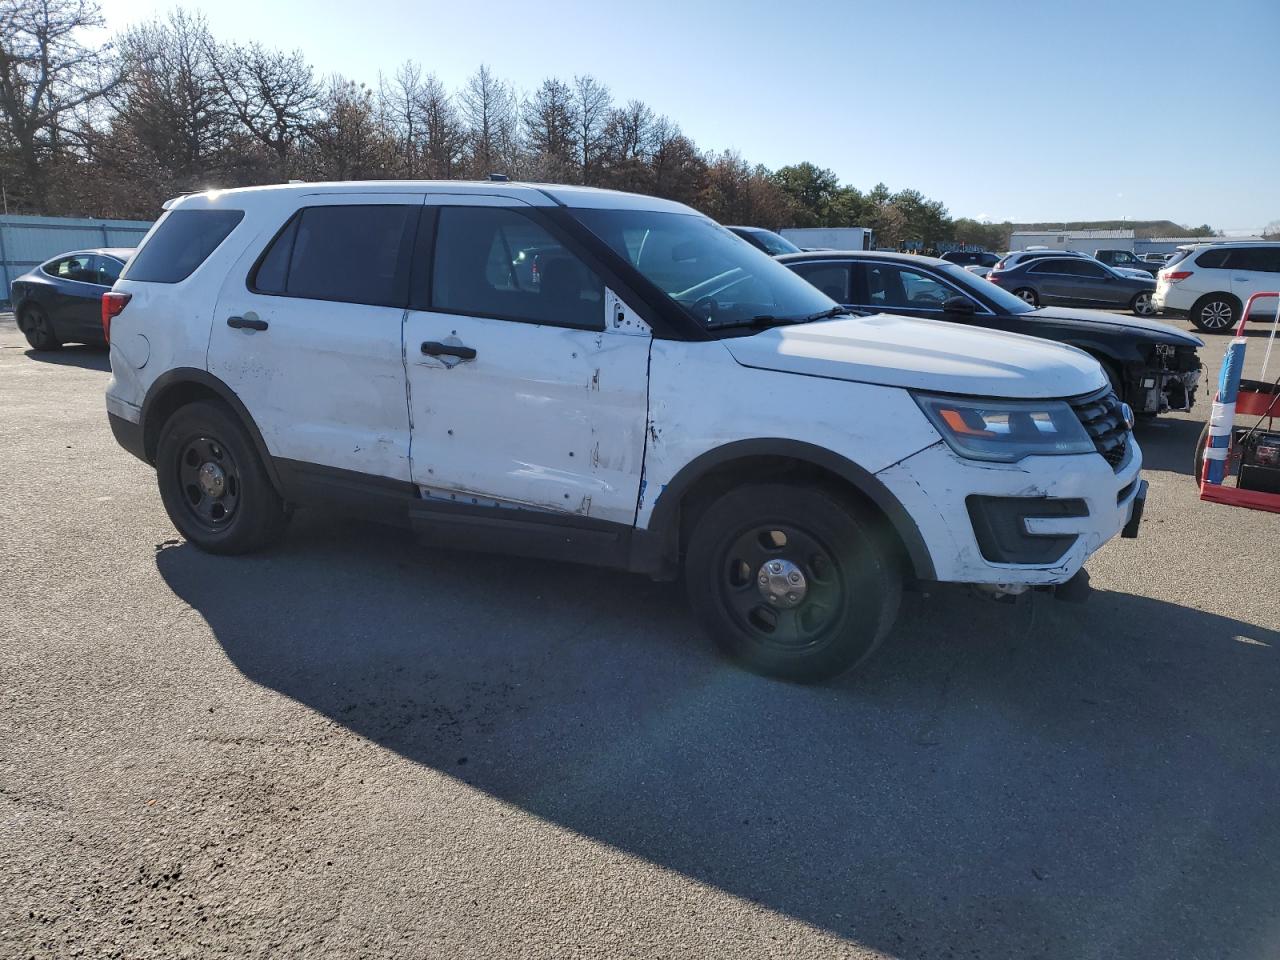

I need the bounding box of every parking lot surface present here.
[2,312,1278,959]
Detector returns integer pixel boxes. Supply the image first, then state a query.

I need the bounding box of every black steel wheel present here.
[685,483,901,682]
[156,400,290,554]
[18,304,60,351]
[176,435,242,531]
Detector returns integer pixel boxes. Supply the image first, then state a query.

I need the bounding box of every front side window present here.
[790,262,852,303]
[45,254,94,282]
[572,208,833,329]
[127,209,244,283]
[252,204,416,307]
[431,207,603,330]
[864,264,953,309]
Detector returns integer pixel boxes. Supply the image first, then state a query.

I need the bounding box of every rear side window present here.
[127,210,244,283]
[789,262,851,302]
[1223,247,1280,273]
[1194,248,1230,269]
[251,205,417,307]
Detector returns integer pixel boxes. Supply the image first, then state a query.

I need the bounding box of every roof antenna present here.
[488,173,510,182]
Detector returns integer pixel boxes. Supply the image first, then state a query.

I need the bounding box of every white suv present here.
[1154,241,1280,332]
[105,181,1145,681]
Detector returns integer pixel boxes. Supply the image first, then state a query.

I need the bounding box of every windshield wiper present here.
[704,306,857,331]
[704,314,807,331]
[802,306,858,322]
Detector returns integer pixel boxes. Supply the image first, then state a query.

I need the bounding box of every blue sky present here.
[98,0,1279,231]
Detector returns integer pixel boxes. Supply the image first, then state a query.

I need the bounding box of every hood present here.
[724,313,1107,399]
[1030,305,1203,345]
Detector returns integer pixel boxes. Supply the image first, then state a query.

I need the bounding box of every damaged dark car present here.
[780,251,1202,416]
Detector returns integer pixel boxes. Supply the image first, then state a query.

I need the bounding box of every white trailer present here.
[779,227,873,251]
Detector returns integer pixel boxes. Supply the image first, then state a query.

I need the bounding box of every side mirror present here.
[943,295,977,316]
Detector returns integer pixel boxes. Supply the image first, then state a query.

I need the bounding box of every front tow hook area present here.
[1121,479,1148,539]
[1052,568,1092,604]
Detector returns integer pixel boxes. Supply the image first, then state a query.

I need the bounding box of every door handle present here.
[227,315,268,331]
[421,341,476,360]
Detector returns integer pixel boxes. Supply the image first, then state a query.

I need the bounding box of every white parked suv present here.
[1154,242,1280,332]
[105,181,1146,681]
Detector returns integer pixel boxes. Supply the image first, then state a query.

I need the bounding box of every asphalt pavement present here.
[2,312,1278,959]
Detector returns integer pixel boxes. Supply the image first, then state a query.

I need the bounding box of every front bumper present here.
[877,439,1144,586]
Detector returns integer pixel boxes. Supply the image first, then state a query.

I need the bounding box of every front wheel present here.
[684,483,902,682]
[18,304,60,351]
[155,400,290,554]
[1013,287,1039,307]
[1131,291,1157,316]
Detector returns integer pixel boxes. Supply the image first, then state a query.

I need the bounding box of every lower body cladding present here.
[876,439,1145,593]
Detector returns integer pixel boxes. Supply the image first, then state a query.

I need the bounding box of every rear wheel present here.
[155,400,290,554]
[1013,287,1039,307]
[684,483,901,682]
[18,304,60,351]
[1189,295,1237,333]
[1193,422,1210,483]
[1131,291,1156,316]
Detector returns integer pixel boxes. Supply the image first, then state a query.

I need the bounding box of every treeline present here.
[0,1,1204,251]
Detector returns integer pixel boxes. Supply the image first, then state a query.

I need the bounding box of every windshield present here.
[573,209,835,327]
[754,229,802,256]
[936,262,1037,314]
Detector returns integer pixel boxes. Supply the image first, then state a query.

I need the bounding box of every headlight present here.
[913,394,1095,462]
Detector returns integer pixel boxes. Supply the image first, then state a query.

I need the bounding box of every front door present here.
[209,194,423,482]
[403,200,651,526]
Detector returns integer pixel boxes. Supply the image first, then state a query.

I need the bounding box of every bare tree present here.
[601,98,653,192]
[378,60,435,177]
[522,77,575,180]
[304,75,393,181]
[571,73,609,184]
[458,64,518,179]
[0,0,121,210]
[418,73,463,179]
[647,115,704,206]
[112,10,228,187]
[206,38,318,172]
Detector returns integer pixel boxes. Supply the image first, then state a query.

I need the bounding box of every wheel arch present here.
[140,368,283,493]
[642,439,936,582]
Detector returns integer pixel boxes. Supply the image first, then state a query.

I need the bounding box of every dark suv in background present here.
[939,250,1000,269]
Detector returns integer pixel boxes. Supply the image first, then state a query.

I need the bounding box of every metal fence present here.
[1,214,154,307]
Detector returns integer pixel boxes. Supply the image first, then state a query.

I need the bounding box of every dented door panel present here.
[404,301,651,525]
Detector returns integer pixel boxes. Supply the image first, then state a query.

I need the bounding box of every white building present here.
[1009,229,1134,253]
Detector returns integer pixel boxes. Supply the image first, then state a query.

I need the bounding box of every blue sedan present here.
[10,248,132,350]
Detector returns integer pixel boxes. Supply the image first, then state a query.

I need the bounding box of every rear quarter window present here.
[1194,248,1230,269]
[126,210,244,283]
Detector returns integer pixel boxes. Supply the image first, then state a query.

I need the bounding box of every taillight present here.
[1162,271,1193,283]
[101,291,131,343]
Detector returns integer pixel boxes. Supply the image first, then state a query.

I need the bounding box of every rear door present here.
[788,260,853,304]
[208,194,422,483]
[403,198,651,526]
[1227,247,1280,320]
[46,254,104,334]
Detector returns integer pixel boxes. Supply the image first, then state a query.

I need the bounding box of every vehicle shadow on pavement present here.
[1133,417,1202,477]
[156,514,1280,959]
[22,346,110,371]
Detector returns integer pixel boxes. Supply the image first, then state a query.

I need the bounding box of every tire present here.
[1189,294,1237,333]
[1193,422,1210,483]
[155,400,290,554]
[18,304,61,351]
[683,483,902,682]
[1130,291,1156,317]
[1013,287,1039,307]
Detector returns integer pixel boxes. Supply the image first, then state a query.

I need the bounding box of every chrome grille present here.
[1072,387,1129,469]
